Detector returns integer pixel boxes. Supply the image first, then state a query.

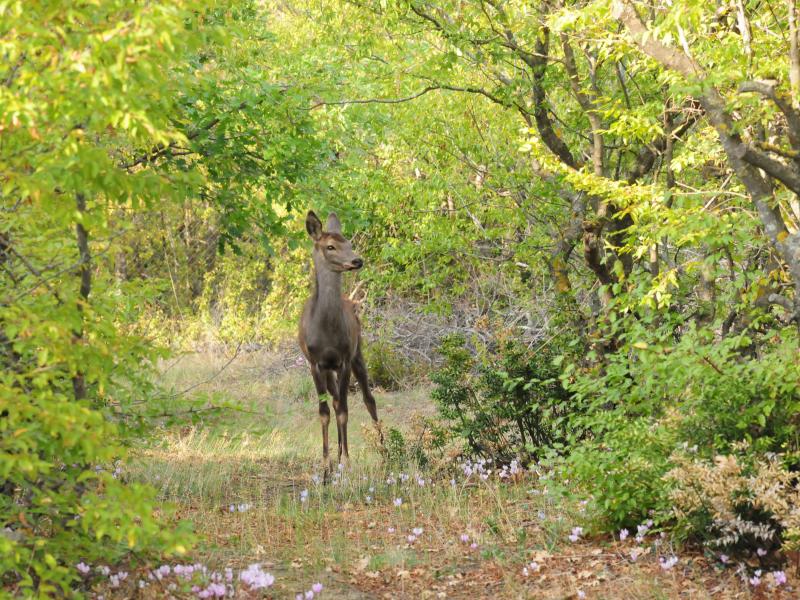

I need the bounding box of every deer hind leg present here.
[311,366,332,479]
[334,366,351,464]
[353,347,383,445]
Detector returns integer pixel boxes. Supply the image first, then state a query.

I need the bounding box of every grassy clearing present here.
[106,350,786,598]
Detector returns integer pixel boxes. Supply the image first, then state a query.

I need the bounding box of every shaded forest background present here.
[3,0,800,594]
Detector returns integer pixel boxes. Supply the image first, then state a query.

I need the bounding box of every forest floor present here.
[109,350,793,599]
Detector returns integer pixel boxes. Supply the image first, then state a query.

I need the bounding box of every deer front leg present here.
[335,366,351,464]
[311,366,332,480]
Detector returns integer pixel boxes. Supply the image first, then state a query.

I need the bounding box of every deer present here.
[298,211,382,476]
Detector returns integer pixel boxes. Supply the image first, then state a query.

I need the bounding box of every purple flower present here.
[412,527,423,536]
[305,591,315,599]
[719,554,729,564]
[618,528,629,541]
[312,582,323,593]
[772,571,787,586]
[757,548,767,557]
[388,527,395,533]
[239,563,275,589]
[659,555,678,570]
[76,562,90,575]
[568,527,583,542]
[393,497,402,507]
[300,489,309,503]
[470,542,478,550]
[460,534,469,543]
[577,591,586,599]
[749,575,761,587]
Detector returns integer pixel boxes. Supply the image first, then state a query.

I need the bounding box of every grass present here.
[102,349,786,599]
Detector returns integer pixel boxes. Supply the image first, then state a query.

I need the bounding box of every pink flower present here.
[659,555,678,570]
[76,562,90,575]
[757,548,767,557]
[305,590,315,599]
[460,534,469,543]
[387,527,395,533]
[393,498,403,507]
[568,527,583,542]
[312,582,323,593]
[772,571,787,586]
[407,534,417,543]
[470,542,478,550]
[412,527,423,536]
[618,529,629,541]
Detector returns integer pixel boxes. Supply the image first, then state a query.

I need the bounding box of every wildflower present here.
[365,495,372,503]
[771,571,787,586]
[630,548,643,561]
[300,489,309,503]
[460,534,469,543]
[369,486,375,493]
[537,511,546,521]
[659,555,678,570]
[305,591,315,599]
[386,476,396,485]
[97,565,111,576]
[138,580,147,589]
[407,534,417,543]
[450,479,456,487]
[577,591,586,599]
[412,527,423,536]
[470,542,478,550]
[393,497,402,507]
[757,548,767,557]
[229,504,236,513]
[224,568,233,582]
[528,561,540,573]
[749,574,761,587]
[296,595,304,600]
[312,474,321,485]
[568,527,583,542]
[619,529,629,541]
[239,563,275,590]
[400,473,409,482]
[388,527,395,533]
[417,477,425,487]
[337,463,344,472]
[522,567,529,577]
[76,562,90,575]
[312,582,323,593]
[480,473,489,481]
[719,554,729,564]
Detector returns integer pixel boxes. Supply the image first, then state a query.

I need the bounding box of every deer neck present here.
[312,253,343,319]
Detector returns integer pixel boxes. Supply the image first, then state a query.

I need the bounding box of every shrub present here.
[431,333,575,463]
[562,321,800,542]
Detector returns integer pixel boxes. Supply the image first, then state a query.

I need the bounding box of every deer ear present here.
[306,211,323,240]
[326,212,342,234]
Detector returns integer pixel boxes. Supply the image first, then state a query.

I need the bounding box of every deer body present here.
[298,211,380,473]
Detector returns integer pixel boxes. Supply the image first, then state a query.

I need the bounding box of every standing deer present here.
[298,211,381,475]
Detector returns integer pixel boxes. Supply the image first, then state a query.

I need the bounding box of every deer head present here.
[305,211,363,272]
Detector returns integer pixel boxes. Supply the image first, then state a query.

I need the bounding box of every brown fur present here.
[298,211,381,474]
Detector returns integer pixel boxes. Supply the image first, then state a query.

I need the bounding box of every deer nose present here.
[351,258,363,269]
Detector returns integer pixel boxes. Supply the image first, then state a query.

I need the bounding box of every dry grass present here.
[109,350,792,599]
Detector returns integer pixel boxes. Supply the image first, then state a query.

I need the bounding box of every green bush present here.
[364,339,419,391]
[431,333,575,463]
[562,319,800,537]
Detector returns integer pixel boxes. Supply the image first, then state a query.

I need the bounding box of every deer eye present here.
[326,245,335,251]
